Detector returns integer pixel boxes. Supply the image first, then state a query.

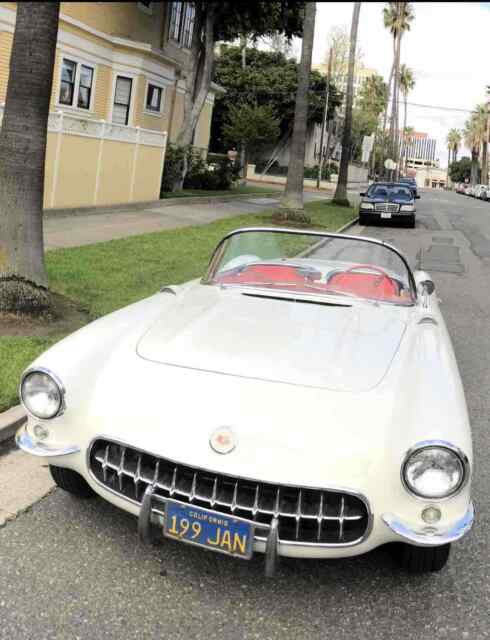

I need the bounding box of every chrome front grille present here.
[89,439,369,545]
[374,202,399,213]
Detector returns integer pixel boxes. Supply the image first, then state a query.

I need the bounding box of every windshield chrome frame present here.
[202,227,418,303]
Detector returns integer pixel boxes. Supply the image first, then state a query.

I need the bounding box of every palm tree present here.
[332,2,361,206]
[464,116,481,185]
[474,103,488,185]
[447,128,461,165]
[399,64,415,175]
[0,2,59,314]
[382,2,414,177]
[280,1,316,214]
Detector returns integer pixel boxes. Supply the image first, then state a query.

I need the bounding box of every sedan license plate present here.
[163,500,254,559]
[380,212,392,219]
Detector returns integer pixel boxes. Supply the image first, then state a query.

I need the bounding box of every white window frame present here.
[108,71,138,127]
[56,55,97,113]
[143,80,166,117]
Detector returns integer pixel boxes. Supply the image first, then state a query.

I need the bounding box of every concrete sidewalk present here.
[44,190,353,250]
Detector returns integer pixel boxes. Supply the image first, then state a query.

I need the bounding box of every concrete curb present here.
[0,405,26,445]
[336,216,360,234]
[44,192,280,218]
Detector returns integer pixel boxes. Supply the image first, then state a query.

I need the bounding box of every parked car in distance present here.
[16,227,474,575]
[398,176,418,199]
[473,185,487,199]
[476,185,490,200]
[466,185,476,197]
[359,182,418,228]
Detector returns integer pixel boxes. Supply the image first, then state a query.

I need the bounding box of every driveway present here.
[1,189,488,639]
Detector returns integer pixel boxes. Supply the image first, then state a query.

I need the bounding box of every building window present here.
[169,2,195,48]
[59,58,94,110]
[112,76,133,125]
[145,83,164,114]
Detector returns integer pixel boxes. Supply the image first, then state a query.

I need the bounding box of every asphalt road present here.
[1,189,489,640]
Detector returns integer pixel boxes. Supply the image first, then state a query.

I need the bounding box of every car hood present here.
[136,284,408,393]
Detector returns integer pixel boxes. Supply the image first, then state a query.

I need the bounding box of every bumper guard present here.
[137,484,280,577]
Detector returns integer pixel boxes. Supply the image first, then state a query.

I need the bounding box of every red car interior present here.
[216,263,406,302]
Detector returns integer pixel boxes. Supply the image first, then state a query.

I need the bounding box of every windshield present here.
[368,184,413,199]
[205,229,415,306]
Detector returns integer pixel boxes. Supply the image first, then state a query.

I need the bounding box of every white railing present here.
[0,105,167,148]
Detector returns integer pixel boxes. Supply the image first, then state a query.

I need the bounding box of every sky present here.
[308,1,490,168]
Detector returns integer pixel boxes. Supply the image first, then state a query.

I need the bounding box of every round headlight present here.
[20,369,64,420]
[403,444,466,499]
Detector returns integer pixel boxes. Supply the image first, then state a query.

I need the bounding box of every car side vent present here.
[160,286,176,295]
[418,316,437,326]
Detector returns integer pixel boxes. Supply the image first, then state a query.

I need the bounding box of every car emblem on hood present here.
[210,427,236,454]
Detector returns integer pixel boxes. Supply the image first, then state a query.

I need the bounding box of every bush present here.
[161,146,240,194]
[184,148,240,191]
[160,145,186,194]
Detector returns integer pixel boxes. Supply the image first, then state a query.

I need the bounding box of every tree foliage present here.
[350,73,388,161]
[211,45,342,154]
[223,103,280,155]
[449,156,471,183]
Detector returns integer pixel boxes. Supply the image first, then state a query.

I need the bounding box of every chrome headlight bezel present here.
[19,367,65,420]
[401,440,470,501]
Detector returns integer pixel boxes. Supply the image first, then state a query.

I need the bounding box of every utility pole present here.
[316,49,332,189]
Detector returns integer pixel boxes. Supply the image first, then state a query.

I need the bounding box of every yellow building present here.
[0,2,219,209]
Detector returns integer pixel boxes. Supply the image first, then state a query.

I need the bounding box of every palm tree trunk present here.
[390,33,401,180]
[471,149,479,184]
[0,2,59,314]
[280,2,316,212]
[332,2,361,206]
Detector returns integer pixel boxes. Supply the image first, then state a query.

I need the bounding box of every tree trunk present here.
[382,61,394,139]
[482,138,488,186]
[240,34,247,185]
[173,7,215,190]
[389,32,401,181]
[0,2,59,314]
[471,149,479,184]
[332,2,361,206]
[280,2,316,214]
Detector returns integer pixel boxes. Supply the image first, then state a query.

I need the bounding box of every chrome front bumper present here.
[16,425,80,457]
[382,503,475,547]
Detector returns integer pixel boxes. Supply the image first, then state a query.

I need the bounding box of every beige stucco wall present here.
[54,135,100,208]
[60,2,166,50]
[133,145,165,202]
[193,102,213,151]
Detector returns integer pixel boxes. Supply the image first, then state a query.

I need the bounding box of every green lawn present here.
[160,184,278,198]
[0,200,356,412]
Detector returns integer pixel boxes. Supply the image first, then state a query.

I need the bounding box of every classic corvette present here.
[359,182,419,228]
[17,227,474,575]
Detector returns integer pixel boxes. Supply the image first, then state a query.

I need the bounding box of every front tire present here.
[395,543,451,573]
[49,465,95,498]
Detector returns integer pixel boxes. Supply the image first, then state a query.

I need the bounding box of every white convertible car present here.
[17,228,474,575]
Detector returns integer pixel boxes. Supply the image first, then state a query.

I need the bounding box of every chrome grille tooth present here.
[252,485,260,517]
[231,480,239,513]
[274,487,280,519]
[189,472,197,503]
[90,439,369,546]
[295,489,302,540]
[316,493,324,542]
[102,445,110,482]
[339,496,345,542]
[134,454,142,500]
[152,459,160,488]
[210,477,218,507]
[170,467,177,496]
[117,447,126,491]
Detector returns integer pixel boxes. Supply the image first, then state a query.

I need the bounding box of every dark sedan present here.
[359,182,418,228]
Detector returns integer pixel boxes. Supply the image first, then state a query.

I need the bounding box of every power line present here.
[405,101,474,114]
